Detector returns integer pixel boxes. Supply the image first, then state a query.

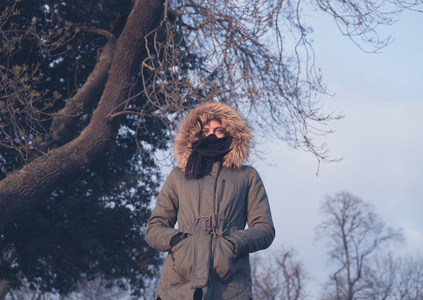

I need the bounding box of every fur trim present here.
[174,102,252,171]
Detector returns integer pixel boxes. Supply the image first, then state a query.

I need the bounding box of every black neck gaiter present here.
[185,134,232,180]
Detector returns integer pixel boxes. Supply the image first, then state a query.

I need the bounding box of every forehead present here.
[203,119,223,128]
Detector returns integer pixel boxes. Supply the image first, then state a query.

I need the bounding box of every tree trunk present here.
[0,0,165,231]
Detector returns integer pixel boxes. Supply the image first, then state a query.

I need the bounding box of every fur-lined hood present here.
[174,102,252,171]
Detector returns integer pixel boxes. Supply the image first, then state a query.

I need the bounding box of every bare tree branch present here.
[0,0,165,231]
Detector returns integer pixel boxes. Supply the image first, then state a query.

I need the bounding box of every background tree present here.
[364,254,423,300]
[395,255,423,300]
[251,246,309,300]
[3,0,423,229]
[316,192,404,300]
[1,0,422,297]
[0,0,166,297]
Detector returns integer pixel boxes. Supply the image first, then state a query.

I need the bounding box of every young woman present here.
[146,102,275,300]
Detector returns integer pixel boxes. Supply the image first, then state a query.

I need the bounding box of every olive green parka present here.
[145,102,275,299]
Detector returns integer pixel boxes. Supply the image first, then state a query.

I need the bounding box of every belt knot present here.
[194,213,226,238]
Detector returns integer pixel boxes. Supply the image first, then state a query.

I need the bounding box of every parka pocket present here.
[170,235,193,284]
[213,237,240,282]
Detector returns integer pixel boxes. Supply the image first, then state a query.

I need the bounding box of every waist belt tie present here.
[194,213,226,239]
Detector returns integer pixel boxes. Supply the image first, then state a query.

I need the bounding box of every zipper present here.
[198,177,205,215]
[210,162,223,278]
[213,162,222,213]
[219,179,226,202]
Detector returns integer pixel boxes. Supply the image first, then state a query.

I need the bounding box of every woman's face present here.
[202,119,226,138]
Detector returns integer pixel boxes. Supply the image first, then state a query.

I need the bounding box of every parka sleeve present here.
[145,168,182,252]
[226,167,275,256]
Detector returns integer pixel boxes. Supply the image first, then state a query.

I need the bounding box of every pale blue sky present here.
[254,8,423,296]
[150,7,422,297]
